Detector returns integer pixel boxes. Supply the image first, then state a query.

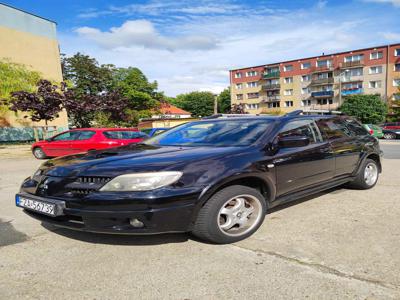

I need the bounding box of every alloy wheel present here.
[364,162,378,186]
[217,194,263,237]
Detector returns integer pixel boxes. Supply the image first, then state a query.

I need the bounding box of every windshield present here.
[145,119,273,147]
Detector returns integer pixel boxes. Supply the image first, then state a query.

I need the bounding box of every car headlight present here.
[99,171,183,192]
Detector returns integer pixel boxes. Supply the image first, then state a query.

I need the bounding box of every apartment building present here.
[230,43,400,114]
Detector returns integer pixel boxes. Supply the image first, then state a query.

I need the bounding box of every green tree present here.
[173,91,214,117]
[387,87,400,122]
[217,88,231,113]
[0,60,41,125]
[340,94,388,124]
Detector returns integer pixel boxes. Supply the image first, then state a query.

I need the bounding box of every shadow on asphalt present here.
[42,223,192,246]
[38,186,350,246]
[0,218,29,247]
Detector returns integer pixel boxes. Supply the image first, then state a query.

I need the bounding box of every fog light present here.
[129,218,144,228]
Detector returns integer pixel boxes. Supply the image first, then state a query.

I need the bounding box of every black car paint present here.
[18,115,381,234]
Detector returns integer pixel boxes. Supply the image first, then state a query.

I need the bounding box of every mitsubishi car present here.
[16,112,382,244]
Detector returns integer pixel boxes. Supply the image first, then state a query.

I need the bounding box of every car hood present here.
[39,143,246,177]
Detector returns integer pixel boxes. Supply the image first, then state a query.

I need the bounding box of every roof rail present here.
[283,110,303,117]
[202,114,260,119]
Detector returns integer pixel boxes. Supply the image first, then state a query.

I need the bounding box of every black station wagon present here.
[16,112,382,244]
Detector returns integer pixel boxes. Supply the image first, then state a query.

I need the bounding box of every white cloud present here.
[75,20,217,51]
[382,32,400,41]
[362,0,400,6]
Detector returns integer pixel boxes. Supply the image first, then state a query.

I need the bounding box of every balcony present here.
[340,60,364,68]
[261,95,280,102]
[311,90,334,98]
[311,65,334,73]
[262,83,281,91]
[310,77,334,86]
[341,88,363,96]
[262,71,280,79]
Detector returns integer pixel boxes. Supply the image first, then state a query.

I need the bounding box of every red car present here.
[380,122,400,130]
[32,128,148,159]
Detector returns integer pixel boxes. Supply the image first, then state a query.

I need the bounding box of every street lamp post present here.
[338,69,349,107]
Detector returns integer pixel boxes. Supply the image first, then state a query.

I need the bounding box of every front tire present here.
[349,158,379,189]
[32,147,47,159]
[192,185,266,244]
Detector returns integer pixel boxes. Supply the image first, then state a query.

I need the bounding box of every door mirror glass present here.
[278,135,310,148]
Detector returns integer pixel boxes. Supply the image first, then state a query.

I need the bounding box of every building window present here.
[301,100,312,106]
[236,83,242,89]
[284,101,294,107]
[246,103,259,110]
[268,102,280,108]
[301,87,310,94]
[316,59,332,68]
[236,94,243,100]
[284,89,293,96]
[317,98,333,105]
[347,68,363,76]
[284,77,293,83]
[301,62,311,69]
[234,72,242,78]
[246,71,258,77]
[369,66,383,74]
[369,81,382,88]
[316,72,330,79]
[394,49,400,56]
[247,93,259,99]
[394,79,400,87]
[370,51,383,60]
[301,75,311,82]
[395,64,400,72]
[344,54,364,62]
[283,64,293,71]
[247,81,257,88]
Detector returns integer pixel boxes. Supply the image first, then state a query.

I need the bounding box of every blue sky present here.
[4,0,400,96]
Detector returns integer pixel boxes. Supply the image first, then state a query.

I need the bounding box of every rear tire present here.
[383,132,396,140]
[192,185,266,244]
[32,147,47,159]
[348,158,379,189]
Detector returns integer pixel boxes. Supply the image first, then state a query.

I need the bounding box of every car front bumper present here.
[16,191,200,234]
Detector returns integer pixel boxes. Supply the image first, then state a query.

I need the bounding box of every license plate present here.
[16,196,56,216]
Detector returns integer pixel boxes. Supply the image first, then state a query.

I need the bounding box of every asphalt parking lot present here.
[0,141,399,299]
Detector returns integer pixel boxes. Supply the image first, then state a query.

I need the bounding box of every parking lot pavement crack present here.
[232,244,400,292]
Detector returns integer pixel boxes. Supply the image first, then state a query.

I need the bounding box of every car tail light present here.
[369,129,374,135]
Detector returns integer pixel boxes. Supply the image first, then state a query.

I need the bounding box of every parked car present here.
[17,112,382,244]
[382,129,400,140]
[380,122,400,130]
[141,127,169,137]
[362,124,384,139]
[31,128,148,159]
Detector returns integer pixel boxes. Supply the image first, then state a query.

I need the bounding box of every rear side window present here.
[77,131,96,140]
[316,118,352,140]
[344,119,369,136]
[278,119,323,144]
[103,131,147,140]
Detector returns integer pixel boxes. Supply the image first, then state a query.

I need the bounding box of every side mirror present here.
[278,135,310,148]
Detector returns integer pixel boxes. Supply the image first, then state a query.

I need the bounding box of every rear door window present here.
[278,119,323,144]
[77,131,96,140]
[316,118,352,140]
[344,119,369,136]
[103,131,147,139]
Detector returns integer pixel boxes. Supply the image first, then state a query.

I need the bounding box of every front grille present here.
[65,176,112,196]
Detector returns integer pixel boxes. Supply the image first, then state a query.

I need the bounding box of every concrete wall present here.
[0,4,68,129]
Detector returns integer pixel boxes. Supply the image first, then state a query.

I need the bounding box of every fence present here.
[0,126,68,142]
